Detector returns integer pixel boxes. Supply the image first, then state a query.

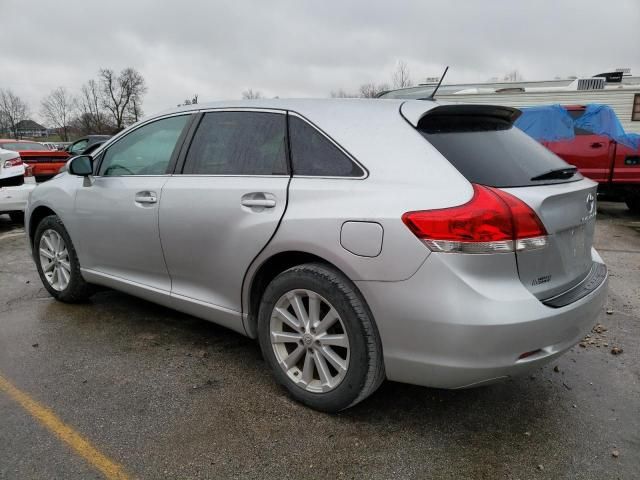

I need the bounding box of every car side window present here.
[99,115,189,176]
[183,111,287,175]
[69,139,88,155]
[288,116,363,177]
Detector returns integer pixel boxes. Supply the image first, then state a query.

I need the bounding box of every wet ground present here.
[0,202,638,479]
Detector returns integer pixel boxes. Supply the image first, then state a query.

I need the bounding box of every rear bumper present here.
[356,249,608,389]
[27,162,66,177]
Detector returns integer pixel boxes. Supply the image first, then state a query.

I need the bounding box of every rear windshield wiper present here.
[530,166,578,181]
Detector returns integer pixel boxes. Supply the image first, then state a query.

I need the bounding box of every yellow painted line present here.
[0,373,130,480]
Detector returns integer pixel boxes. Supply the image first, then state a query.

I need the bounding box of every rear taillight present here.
[3,157,23,168]
[402,184,548,254]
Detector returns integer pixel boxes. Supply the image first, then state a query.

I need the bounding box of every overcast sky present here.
[3,0,639,123]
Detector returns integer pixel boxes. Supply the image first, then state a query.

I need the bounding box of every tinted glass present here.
[1,142,48,151]
[69,139,89,154]
[99,115,189,176]
[289,116,363,177]
[419,115,581,187]
[183,112,287,175]
[567,110,592,136]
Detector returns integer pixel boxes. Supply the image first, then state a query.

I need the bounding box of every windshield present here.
[0,142,49,151]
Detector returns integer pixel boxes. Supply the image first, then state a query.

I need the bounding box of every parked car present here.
[0,139,69,181]
[65,135,112,156]
[516,104,640,212]
[25,99,608,411]
[1,148,36,223]
[0,147,25,187]
[41,142,59,150]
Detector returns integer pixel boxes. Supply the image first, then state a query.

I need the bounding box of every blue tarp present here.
[574,104,640,150]
[515,103,640,150]
[514,104,575,142]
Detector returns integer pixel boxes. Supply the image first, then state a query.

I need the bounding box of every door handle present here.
[590,142,604,148]
[135,191,157,204]
[241,192,276,210]
[241,198,276,208]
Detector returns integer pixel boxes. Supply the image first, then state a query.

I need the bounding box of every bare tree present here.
[358,83,390,98]
[502,70,524,82]
[40,87,76,141]
[330,89,358,98]
[242,89,263,99]
[178,94,199,107]
[99,67,147,130]
[77,79,109,133]
[392,60,413,88]
[0,89,29,138]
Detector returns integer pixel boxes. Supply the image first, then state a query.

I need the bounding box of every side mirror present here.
[68,155,93,176]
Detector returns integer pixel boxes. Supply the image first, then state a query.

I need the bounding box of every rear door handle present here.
[135,191,158,204]
[241,192,276,209]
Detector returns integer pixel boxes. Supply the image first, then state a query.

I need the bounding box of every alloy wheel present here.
[270,289,350,393]
[39,229,71,291]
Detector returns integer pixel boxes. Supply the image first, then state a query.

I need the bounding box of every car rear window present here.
[417,114,582,187]
[1,142,49,151]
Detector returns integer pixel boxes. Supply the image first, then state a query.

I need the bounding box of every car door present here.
[74,114,192,291]
[159,110,289,319]
[546,110,613,183]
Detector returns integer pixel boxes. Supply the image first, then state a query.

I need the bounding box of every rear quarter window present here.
[418,114,582,187]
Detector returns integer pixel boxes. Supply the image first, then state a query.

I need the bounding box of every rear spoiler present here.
[400,102,521,128]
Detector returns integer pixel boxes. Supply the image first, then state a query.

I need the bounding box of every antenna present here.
[421,66,449,101]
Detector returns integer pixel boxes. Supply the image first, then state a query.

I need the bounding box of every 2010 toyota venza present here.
[26,99,608,412]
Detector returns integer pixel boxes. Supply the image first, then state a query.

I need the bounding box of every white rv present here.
[380,70,640,133]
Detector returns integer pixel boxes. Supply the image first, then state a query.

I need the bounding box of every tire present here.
[625,193,640,214]
[258,263,385,412]
[9,211,24,224]
[33,215,93,302]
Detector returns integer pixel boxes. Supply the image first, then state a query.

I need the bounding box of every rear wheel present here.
[258,263,385,412]
[34,215,93,302]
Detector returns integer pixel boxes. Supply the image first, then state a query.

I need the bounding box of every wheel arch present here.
[28,205,58,247]
[244,250,354,338]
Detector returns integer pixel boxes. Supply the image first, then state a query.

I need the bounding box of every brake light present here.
[402,184,547,254]
[3,157,23,168]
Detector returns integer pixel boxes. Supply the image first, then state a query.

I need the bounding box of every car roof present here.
[150,98,442,122]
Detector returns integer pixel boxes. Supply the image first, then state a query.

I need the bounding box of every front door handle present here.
[135,191,158,204]
[241,198,276,208]
[590,142,604,149]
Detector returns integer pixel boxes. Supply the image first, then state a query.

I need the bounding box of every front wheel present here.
[33,215,93,302]
[258,263,385,412]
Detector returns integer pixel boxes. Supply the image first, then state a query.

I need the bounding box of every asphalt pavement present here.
[0,201,638,479]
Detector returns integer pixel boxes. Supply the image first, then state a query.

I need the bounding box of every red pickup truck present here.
[535,106,640,212]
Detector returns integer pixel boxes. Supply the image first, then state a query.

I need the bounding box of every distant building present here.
[15,119,48,138]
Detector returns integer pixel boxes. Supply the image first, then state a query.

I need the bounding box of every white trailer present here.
[382,73,640,133]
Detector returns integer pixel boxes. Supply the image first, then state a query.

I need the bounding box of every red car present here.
[0,139,69,180]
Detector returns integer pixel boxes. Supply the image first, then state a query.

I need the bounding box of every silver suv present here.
[26,99,608,411]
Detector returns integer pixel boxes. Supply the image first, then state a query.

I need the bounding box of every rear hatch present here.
[405,103,598,300]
